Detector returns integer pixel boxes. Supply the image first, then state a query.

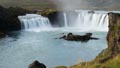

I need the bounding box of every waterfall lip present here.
[75,10,120,14]
[18,14,43,19]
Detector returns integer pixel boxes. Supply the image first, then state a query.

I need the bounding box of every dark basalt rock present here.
[0,32,6,38]
[0,5,31,32]
[88,10,95,14]
[60,33,99,42]
[29,60,46,68]
[47,11,65,27]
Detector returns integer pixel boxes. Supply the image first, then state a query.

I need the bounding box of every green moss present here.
[102,55,120,68]
[111,24,119,33]
[55,66,67,68]
[40,8,57,17]
[70,54,120,68]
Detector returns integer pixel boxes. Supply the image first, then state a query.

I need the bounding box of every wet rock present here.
[60,33,99,42]
[88,10,95,13]
[29,60,46,68]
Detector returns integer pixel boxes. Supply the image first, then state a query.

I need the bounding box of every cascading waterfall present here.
[18,14,52,32]
[63,11,109,31]
[18,10,109,32]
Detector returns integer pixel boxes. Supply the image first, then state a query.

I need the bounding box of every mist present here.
[50,0,119,10]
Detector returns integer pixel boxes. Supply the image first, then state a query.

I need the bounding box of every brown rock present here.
[29,60,46,68]
[60,32,98,42]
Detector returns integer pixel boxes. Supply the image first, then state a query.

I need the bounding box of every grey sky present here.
[0,0,120,10]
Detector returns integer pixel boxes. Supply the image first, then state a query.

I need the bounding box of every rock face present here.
[60,33,99,42]
[47,11,65,27]
[0,6,31,38]
[94,12,120,63]
[29,60,46,68]
[0,32,6,38]
[107,12,120,57]
[41,9,65,27]
[0,6,31,32]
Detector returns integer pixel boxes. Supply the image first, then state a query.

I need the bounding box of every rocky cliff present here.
[0,6,31,38]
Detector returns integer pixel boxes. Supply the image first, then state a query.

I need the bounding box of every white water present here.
[18,10,109,32]
[18,14,51,32]
[63,11,109,31]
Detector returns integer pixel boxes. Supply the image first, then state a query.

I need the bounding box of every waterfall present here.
[18,14,52,32]
[18,10,109,32]
[63,10,109,31]
[63,13,68,27]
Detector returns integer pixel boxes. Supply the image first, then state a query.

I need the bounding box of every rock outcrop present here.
[43,11,65,27]
[96,12,120,62]
[0,6,31,32]
[0,6,31,38]
[106,12,120,58]
[29,60,46,68]
[59,33,99,42]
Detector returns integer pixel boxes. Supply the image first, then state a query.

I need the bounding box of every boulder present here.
[29,60,46,68]
[88,10,95,14]
[60,33,99,42]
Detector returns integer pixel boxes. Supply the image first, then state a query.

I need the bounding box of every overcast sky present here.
[51,0,120,10]
[0,0,120,10]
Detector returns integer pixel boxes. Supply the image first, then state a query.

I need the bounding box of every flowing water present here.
[0,10,109,68]
[0,30,107,68]
[62,10,109,31]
